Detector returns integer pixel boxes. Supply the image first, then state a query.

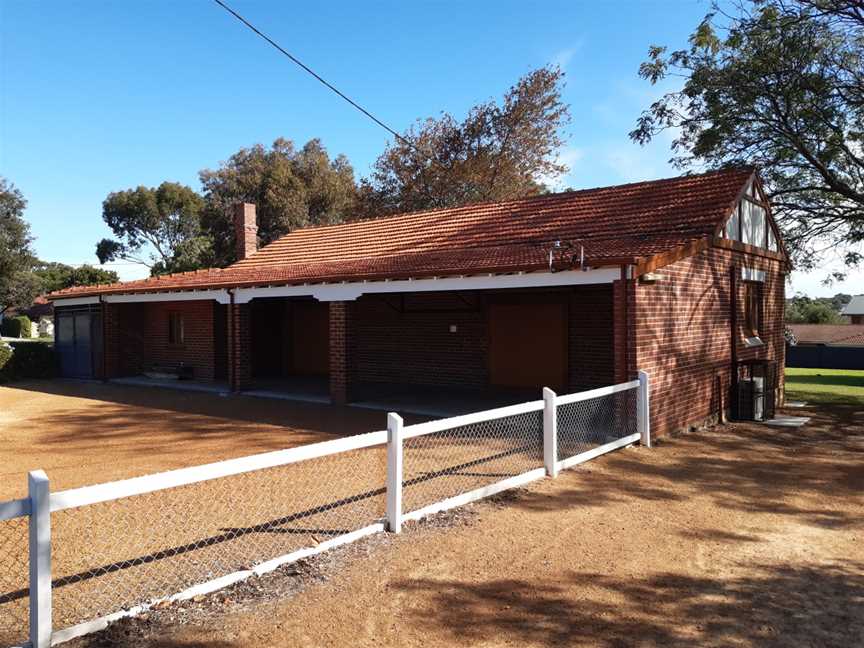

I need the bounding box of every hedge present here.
[0,342,12,379]
[0,340,58,381]
[1,315,32,338]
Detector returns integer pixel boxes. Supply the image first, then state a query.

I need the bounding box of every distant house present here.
[48,167,789,436]
[786,323,864,370]
[788,324,864,347]
[842,295,864,324]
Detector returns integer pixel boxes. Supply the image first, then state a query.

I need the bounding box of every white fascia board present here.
[52,296,101,307]
[741,267,766,282]
[103,290,231,304]
[234,267,620,304]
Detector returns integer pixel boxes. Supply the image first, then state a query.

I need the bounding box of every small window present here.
[168,313,185,345]
[744,282,762,338]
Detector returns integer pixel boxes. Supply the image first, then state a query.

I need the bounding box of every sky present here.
[1,0,860,297]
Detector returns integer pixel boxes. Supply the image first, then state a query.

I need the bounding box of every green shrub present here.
[9,341,57,378]
[1,315,32,338]
[0,342,12,380]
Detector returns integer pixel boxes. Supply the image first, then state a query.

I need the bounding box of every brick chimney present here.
[233,203,258,261]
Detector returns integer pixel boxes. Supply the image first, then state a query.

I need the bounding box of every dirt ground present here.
[0,380,396,500]
[64,400,863,648]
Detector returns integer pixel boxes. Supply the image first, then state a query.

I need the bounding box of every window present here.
[168,312,185,345]
[744,282,762,338]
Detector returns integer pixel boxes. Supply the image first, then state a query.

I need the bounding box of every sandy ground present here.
[67,401,864,648]
[2,381,863,647]
[0,380,397,500]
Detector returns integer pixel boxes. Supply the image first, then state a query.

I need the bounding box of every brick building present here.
[49,167,788,437]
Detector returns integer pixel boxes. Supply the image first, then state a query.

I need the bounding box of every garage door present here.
[56,310,94,378]
[488,301,568,391]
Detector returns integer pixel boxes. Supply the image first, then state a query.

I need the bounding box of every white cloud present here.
[550,38,585,71]
[541,146,586,190]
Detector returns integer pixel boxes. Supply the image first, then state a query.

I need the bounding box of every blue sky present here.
[1,0,859,296]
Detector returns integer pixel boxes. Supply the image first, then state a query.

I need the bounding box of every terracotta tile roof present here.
[789,324,864,346]
[49,167,755,298]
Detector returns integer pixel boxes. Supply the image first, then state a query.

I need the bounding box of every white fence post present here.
[637,370,651,448]
[28,469,52,648]
[543,387,559,477]
[386,413,404,533]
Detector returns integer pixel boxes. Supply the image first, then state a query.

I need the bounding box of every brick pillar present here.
[102,302,121,380]
[613,274,638,384]
[329,301,353,405]
[227,301,251,392]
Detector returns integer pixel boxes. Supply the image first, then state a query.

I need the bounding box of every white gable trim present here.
[54,268,621,306]
[233,267,621,303]
[52,296,101,307]
[104,290,232,305]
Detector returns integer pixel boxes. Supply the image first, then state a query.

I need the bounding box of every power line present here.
[212,0,424,157]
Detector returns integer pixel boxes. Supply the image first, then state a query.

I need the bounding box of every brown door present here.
[488,301,567,391]
[292,301,330,375]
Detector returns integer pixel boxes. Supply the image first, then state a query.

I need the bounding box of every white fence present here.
[0,372,649,648]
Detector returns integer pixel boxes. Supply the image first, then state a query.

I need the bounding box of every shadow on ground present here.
[391,561,864,647]
[508,404,864,531]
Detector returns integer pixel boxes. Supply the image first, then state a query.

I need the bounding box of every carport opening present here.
[249,297,330,400]
[348,286,615,415]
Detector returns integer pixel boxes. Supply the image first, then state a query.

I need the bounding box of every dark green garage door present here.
[55,307,101,378]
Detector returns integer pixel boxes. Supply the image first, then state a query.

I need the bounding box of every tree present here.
[358,66,571,216]
[0,177,40,314]
[785,294,846,323]
[96,182,210,275]
[199,138,357,266]
[630,0,864,276]
[33,262,119,294]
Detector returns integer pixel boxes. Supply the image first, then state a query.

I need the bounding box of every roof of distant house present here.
[788,324,864,346]
[48,166,768,299]
[841,295,864,316]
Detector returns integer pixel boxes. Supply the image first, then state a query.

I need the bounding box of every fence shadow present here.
[392,561,864,647]
[505,404,864,531]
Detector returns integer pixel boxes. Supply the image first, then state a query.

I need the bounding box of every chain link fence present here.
[2,377,647,647]
[51,442,386,632]
[402,408,544,514]
[0,516,29,647]
[558,387,638,462]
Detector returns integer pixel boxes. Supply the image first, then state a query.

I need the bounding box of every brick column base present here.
[329,301,353,404]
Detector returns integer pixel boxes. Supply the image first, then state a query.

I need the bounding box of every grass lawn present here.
[785,367,864,407]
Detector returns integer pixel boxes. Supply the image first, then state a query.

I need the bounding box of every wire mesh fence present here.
[50,442,386,631]
[3,378,646,647]
[0,516,29,648]
[557,387,638,461]
[402,408,544,514]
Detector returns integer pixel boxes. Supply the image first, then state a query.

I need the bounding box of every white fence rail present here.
[0,371,650,648]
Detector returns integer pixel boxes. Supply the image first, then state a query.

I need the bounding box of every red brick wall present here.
[634,247,786,437]
[351,288,614,392]
[104,300,219,382]
[569,285,615,390]
[353,293,487,389]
